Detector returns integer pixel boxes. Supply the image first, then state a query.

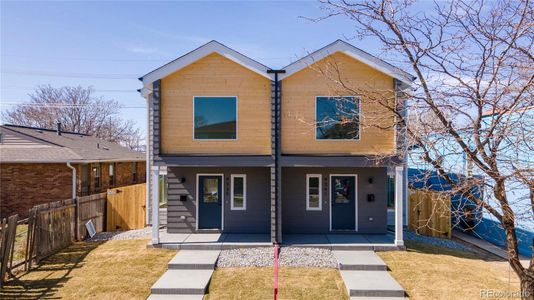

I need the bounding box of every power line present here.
[1,69,137,79]
[1,86,138,93]
[0,102,145,109]
[1,53,293,62]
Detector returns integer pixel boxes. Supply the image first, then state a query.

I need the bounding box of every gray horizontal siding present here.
[282,167,388,234]
[166,167,270,234]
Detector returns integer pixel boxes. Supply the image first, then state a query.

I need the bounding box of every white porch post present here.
[151,165,160,245]
[394,166,405,246]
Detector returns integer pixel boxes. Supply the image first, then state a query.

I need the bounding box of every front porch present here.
[150,230,402,251]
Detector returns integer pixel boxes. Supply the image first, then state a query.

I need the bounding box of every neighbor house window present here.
[231,174,246,210]
[108,163,115,186]
[93,163,101,189]
[194,96,237,140]
[306,174,322,211]
[316,96,360,140]
[132,162,138,183]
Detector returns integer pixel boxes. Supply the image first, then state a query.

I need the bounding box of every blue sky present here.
[1,1,399,137]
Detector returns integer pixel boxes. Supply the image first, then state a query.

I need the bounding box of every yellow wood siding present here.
[160,53,272,155]
[281,52,396,155]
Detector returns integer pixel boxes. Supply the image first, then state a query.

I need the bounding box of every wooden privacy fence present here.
[0,183,146,285]
[107,183,146,231]
[408,189,452,238]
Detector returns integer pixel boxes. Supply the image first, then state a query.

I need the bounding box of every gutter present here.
[66,162,77,199]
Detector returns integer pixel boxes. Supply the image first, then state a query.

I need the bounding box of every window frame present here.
[192,96,238,141]
[108,163,116,186]
[230,174,247,211]
[306,174,322,211]
[314,96,361,141]
[93,163,101,189]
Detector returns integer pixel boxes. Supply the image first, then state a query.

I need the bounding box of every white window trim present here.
[230,174,247,210]
[306,174,322,211]
[192,96,239,141]
[314,96,362,141]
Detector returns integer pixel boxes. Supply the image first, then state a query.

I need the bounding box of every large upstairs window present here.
[316,96,360,140]
[194,96,237,140]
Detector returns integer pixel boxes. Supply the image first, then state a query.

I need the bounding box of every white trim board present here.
[230,174,247,210]
[195,173,225,231]
[141,40,272,86]
[279,40,414,86]
[306,174,322,211]
[329,174,358,232]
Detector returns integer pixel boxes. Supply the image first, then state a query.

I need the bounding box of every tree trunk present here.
[520,273,534,300]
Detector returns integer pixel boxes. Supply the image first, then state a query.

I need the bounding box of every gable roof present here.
[0,124,144,163]
[279,40,415,85]
[139,40,272,86]
[138,39,415,97]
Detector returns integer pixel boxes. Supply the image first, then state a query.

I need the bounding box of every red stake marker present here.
[274,243,279,300]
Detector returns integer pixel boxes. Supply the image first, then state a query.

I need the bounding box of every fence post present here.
[75,197,80,241]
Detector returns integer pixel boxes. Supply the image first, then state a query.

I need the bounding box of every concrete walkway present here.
[155,231,401,251]
[148,247,405,299]
[148,250,220,300]
[334,250,405,299]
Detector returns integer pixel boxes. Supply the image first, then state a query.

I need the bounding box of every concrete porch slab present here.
[150,269,213,295]
[282,234,331,247]
[333,250,387,271]
[363,234,395,244]
[222,234,272,249]
[340,270,405,297]
[168,250,220,269]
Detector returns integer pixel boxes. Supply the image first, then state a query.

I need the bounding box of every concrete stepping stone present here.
[333,250,387,271]
[150,269,213,295]
[168,250,220,269]
[340,270,405,298]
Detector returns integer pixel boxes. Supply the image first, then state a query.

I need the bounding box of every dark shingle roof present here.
[0,124,144,163]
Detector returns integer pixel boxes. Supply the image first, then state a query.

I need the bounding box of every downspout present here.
[66,162,77,199]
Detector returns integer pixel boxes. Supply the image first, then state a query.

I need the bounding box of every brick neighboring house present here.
[0,124,146,218]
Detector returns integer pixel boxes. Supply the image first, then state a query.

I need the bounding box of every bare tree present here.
[2,85,143,149]
[312,0,533,297]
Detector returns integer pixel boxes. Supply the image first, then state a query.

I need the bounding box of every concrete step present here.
[340,270,405,298]
[148,295,204,300]
[150,269,213,295]
[350,297,405,300]
[333,250,387,271]
[168,250,220,269]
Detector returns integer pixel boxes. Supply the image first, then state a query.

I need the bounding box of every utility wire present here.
[1,69,137,79]
[0,102,145,108]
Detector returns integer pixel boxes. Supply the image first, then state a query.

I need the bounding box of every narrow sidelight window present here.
[231,174,246,210]
[132,162,138,183]
[93,163,101,189]
[306,174,322,211]
[194,96,237,140]
[316,96,360,140]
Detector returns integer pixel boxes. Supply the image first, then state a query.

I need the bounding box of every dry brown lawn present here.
[1,236,523,300]
[378,240,522,300]
[0,238,175,300]
[205,267,348,300]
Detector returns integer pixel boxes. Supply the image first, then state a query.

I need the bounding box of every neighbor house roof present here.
[0,124,144,163]
[138,40,414,97]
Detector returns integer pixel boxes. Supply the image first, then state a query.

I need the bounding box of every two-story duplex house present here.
[139,40,414,246]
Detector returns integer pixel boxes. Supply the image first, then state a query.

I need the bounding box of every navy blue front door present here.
[331,176,356,230]
[198,175,222,229]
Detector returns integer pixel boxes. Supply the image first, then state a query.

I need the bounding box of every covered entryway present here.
[330,175,357,231]
[197,174,223,230]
